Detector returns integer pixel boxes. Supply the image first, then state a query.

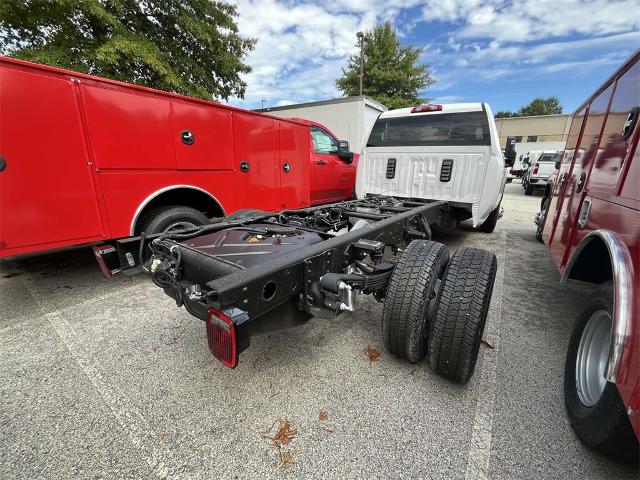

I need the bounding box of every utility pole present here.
[356,31,364,96]
[261,99,266,109]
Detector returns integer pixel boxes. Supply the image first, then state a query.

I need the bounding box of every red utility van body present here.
[542,50,640,438]
[0,57,356,258]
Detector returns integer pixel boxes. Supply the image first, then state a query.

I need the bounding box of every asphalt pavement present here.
[1,181,638,479]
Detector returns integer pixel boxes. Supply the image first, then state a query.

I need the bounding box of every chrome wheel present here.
[575,310,612,407]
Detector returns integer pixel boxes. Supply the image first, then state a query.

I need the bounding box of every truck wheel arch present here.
[130,185,226,235]
[561,230,634,384]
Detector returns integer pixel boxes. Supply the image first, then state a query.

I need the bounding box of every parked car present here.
[356,103,514,233]
[0,57,356,258]
[522,151,562,195]
[507,152,527,181]
[537,50,639,462]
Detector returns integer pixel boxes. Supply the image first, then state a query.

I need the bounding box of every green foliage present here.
[519,96,563,116]
[336,21,434,109]
[0,0,256,100]
[494,110,519,118]
[495,97,563,118]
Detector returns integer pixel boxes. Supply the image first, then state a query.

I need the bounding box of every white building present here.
[256,96,387,153]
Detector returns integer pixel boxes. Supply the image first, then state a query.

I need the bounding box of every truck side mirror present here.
[504,136,517,167]
[555,160,561,170]
[338,140,354,163]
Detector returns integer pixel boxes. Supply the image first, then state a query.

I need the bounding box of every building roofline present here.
[495,113,571,120]
[255,95,387,113]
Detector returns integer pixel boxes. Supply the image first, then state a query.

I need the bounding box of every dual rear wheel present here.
[382,240,497,384]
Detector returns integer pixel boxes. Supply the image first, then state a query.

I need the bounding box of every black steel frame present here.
[150,198,445,322]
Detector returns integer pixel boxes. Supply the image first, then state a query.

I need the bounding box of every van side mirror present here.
[504,136,516,167]
[338,140,354,163]
[555,160,561,170]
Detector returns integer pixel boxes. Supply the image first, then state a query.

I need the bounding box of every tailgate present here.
[532,162,556,179]
[356,150,488,205]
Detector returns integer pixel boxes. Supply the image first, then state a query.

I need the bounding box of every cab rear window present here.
[367,111,491,147]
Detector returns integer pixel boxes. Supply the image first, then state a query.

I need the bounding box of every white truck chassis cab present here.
[356,103,512,232]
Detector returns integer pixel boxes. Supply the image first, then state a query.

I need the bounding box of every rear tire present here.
[382,240,450,363]
[428,247,497,384]
[479,205,500,233]
[140,205,209,234]
[536,196,551,242]
[564,285,639,463]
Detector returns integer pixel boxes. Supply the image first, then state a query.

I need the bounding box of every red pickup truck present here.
[0,57,357,258]
[539,49,639,462]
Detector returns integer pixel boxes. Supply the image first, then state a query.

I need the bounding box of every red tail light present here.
[411,104,443,113]
[206,309,237,368]
[533,163,539,174]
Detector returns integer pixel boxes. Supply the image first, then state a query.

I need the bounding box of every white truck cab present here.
[356,103,514,233]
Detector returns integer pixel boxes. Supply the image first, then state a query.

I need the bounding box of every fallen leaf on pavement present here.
[481,339,495,350]
[274,448,302,473]
[319,410,328,422]
[271,419,298,446]
[365,345,381,362]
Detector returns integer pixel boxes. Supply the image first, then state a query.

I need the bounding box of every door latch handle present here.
[180,130,195,145]
[315,160,327,165]
[559,172,568,189]
[578,197,592,229]
[576,171,587,193]
[283,163,291,173]
[239,161,250,172]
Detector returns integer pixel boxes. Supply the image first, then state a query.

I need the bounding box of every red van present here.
[0,57,357,258]
[540,49,639,462]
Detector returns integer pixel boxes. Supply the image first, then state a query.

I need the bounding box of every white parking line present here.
[464,231,507,480]
[19,276,180,480]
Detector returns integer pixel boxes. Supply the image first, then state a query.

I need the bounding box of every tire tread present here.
[428,247,497,383]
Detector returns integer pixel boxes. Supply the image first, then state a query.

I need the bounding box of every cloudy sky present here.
[228,0,639,113]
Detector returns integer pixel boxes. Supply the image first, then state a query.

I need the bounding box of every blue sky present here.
[229,0,639,114]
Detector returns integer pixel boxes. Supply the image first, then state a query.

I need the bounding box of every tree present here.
[0,0,255,101]
[495,97,563,118]
[519,97,563,116]
[494,110,519,118]
[336,21,434,109]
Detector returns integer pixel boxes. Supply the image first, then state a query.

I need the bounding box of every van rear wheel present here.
[564,284,639,463]
[140,205,209,234]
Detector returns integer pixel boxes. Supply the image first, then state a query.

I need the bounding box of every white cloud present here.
[227,0,640,109]
[420,0,640,42]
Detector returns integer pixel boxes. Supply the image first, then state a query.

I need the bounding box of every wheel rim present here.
[164,221,198,233]
[575,310,612,407]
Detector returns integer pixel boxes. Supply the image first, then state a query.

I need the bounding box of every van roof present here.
[379,103,485,118]
[0,56,309,127]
